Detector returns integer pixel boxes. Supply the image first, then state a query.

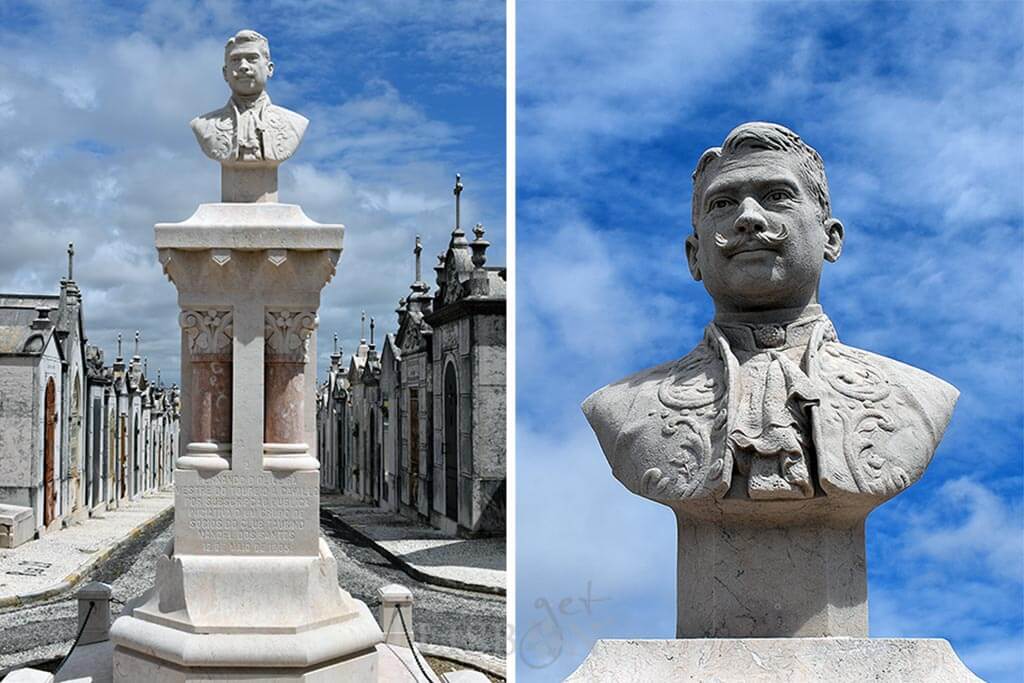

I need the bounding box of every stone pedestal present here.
[566,639,982,682]
[674,502,868,638]
[109,202,384,680]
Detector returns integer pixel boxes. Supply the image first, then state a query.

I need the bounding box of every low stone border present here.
[418,642,506,680]
[318,508,506,597]
[0,506,174,611]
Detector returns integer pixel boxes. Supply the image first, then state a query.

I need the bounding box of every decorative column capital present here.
[180,310,233,356]
[265,311,317,360]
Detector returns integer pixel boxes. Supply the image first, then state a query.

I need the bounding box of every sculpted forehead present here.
[226,41,267,61]
[702,152,803,202]
[698,151,810,220]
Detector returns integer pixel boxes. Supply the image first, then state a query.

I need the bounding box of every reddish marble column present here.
[263,311,317,471]
[179,310,233,471]
[265,354,303,443]
[192,353,232,443]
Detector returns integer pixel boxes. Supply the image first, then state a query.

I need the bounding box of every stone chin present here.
[190,103,309,163]
[582,322,958,516]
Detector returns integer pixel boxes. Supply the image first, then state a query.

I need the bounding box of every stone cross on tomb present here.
[453,173,464,235]
[414,234,423,281]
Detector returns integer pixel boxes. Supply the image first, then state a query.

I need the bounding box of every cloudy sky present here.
[0,0,505,384]
[516,2,1023,682]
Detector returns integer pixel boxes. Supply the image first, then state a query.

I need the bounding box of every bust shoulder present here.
[582,356,678,458]
[190,105,234,161]
[582,342,726,499]
[262,104,309,161]
[814,341,958,499]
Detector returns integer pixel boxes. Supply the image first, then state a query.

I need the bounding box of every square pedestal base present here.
[565,638,982,682]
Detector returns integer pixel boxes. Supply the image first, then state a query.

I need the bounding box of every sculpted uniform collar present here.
[712,304,831,354]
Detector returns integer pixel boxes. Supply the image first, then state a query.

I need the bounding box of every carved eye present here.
[709,197,734,211]
[765,190,792,203]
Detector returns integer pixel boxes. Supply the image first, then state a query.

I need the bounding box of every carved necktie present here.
[719,317,825,500]
[231,92,269,160]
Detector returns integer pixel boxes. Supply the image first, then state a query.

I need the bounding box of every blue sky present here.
[516,2,1023,681]
[0,0,505,384]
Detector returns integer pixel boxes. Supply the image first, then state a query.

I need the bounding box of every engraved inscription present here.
[178,476,316,554]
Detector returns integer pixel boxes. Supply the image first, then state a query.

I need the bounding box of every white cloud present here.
[903,478,1024,582]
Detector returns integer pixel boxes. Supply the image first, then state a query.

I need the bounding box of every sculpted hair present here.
[225,29,271,61]
[691,122,831,230]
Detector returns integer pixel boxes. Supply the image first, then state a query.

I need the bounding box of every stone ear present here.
[823,218,844,263]
[267,61,275,78]
[685,234,702,281]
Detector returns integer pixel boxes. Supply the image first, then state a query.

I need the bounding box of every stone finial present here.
[414,234,423,282]
[116,333,123,359]
[67,243,74,281]
[133,331,140,359]
[360,310,366,343]
[333,333,338,355]
[470,223,489,269]
[143,357,148,375]
[189,29,309,203]
[369,317,376,347]
[453,173,464,236]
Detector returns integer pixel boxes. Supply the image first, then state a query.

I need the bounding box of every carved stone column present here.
[264,310,318,471]
[178,309,232,471]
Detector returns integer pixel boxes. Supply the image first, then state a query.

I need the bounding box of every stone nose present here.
[734,197,768,234]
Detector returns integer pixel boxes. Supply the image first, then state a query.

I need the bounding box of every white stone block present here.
[75,581,112,646]
[0,503,34,548]
[378,583,414,647]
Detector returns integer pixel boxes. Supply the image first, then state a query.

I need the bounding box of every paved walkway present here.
[0,491,173,608]
[320,494,505,594]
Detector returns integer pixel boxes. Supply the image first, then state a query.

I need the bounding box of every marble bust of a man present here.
[191,29,308,164]
[583,122,957,510]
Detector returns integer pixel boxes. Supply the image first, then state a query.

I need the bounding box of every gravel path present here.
[0,510,505,675]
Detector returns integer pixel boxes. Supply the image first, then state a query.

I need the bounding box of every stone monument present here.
[577,122,980,680]
[109,30,384,681]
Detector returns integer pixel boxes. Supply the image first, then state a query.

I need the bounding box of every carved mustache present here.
[714,223,790,257]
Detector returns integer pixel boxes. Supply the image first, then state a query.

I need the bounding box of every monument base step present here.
[112,645,378,682]
[565,638,981,682]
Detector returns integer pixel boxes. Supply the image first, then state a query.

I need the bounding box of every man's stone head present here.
[223,30,274,97]
[686,122,844,314]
